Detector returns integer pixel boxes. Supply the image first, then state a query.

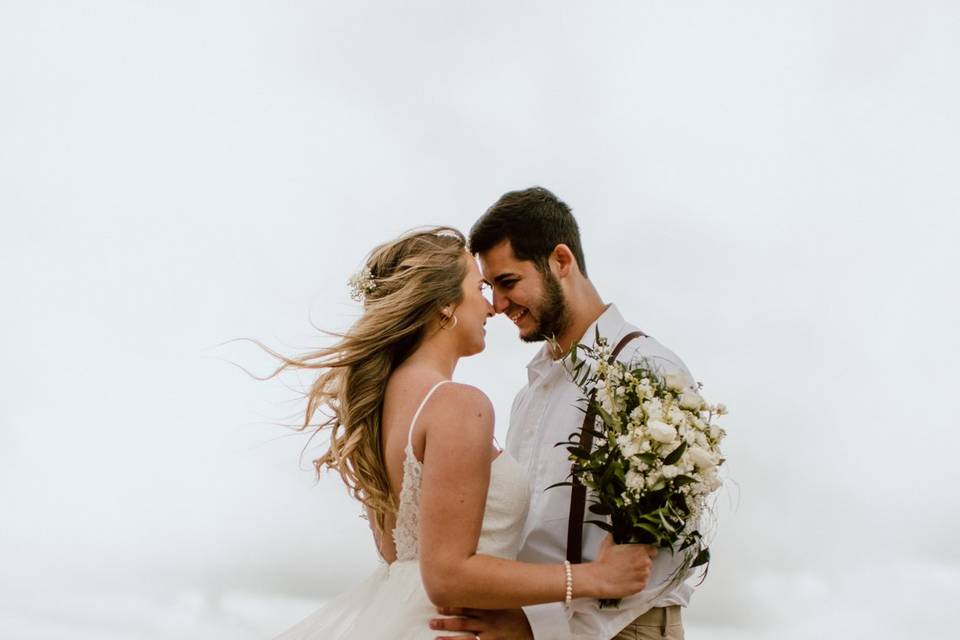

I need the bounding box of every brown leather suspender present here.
[565,330,648,564]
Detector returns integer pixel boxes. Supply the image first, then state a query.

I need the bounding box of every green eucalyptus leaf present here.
[588,503,613,516]
[594,406,616,427]
[632,522,665,544]
[691,547,710,568]
[678,537,697,551]
[663,441,687,466]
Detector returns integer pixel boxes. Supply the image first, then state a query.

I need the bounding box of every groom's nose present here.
[492,290,510,314]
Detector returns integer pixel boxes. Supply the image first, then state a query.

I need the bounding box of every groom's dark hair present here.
[468,186,588,277]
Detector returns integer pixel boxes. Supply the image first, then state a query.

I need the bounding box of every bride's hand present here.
[581,534,657,599]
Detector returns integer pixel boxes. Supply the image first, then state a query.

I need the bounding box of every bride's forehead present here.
[464,255,481,274]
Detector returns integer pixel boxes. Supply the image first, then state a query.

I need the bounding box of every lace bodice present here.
[391,381,530,562]
[392,438,425,561]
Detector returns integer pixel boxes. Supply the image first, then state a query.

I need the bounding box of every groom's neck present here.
[550,282,607,360]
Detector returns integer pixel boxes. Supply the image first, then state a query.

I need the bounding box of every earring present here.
[441,314,459,329]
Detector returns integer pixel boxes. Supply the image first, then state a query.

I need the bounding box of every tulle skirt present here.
[274,560,454,639]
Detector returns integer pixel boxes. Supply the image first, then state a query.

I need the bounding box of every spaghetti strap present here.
[406,380,450,450]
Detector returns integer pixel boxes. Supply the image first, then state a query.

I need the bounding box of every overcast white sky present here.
[2,1,958,638]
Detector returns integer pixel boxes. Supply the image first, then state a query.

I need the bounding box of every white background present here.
[2,1,958,638]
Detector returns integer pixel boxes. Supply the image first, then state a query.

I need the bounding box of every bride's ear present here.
[439,307,458,330]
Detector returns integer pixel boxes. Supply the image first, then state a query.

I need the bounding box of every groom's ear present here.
[551,244,578,278]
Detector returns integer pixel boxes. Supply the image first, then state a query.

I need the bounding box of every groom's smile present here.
[509,308,529,325]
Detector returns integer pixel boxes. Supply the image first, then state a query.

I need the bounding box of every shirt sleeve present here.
[523,602,572,640]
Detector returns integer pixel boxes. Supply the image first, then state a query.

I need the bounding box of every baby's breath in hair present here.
[348,267,377,303]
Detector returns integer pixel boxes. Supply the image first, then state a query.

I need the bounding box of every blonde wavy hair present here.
[264,227,468,541]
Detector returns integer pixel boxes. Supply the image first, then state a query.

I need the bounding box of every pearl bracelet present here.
[563,560,573,607]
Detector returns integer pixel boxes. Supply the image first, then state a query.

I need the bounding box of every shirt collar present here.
[525,303,627,384]
[525,343,554,385]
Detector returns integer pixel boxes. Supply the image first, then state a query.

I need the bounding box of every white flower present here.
[700,467,722,492]
[347,267,377,303]
[661,464,681,479]
[665,372,689,392]
[648,420,676,444]
[643,398,664,420]
[626,469,645,491]
[679,391,704,410]
[617,434,641,458]
[688,446,716,470]
[667,406,687,425]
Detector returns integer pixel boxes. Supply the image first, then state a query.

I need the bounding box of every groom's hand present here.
[429,606,533,640]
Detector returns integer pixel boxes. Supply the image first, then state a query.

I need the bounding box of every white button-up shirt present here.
[506,304,696,640]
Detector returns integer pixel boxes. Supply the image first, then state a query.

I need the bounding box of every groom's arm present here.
[523,602,572,639]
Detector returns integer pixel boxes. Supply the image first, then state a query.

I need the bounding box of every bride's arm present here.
[417,384,653,610]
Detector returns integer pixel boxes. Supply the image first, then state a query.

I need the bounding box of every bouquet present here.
[554,333,726,606]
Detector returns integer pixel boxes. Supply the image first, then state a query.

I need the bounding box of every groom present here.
[429,187,695,639]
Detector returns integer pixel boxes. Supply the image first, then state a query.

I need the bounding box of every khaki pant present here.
[612,605,683,640]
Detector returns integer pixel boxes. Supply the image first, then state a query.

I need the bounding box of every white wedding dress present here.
[275,381,531,639]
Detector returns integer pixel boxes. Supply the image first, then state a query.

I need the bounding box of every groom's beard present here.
[522,270,570,343]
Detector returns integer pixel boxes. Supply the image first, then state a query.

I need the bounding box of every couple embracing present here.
[273,187,697,639]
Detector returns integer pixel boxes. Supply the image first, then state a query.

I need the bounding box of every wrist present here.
[571,562,601,599]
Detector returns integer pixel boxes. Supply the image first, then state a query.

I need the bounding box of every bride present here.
[270,227,656,639]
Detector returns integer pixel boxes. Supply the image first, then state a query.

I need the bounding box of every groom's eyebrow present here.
[492,273,518,285]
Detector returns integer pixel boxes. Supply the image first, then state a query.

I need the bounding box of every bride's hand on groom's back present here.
[587,534,657,599]
[429,606,532,640]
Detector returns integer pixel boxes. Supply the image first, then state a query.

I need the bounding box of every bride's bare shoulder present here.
[384,371,492,425]
[433,381,493,416]
[420,382,494,441]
